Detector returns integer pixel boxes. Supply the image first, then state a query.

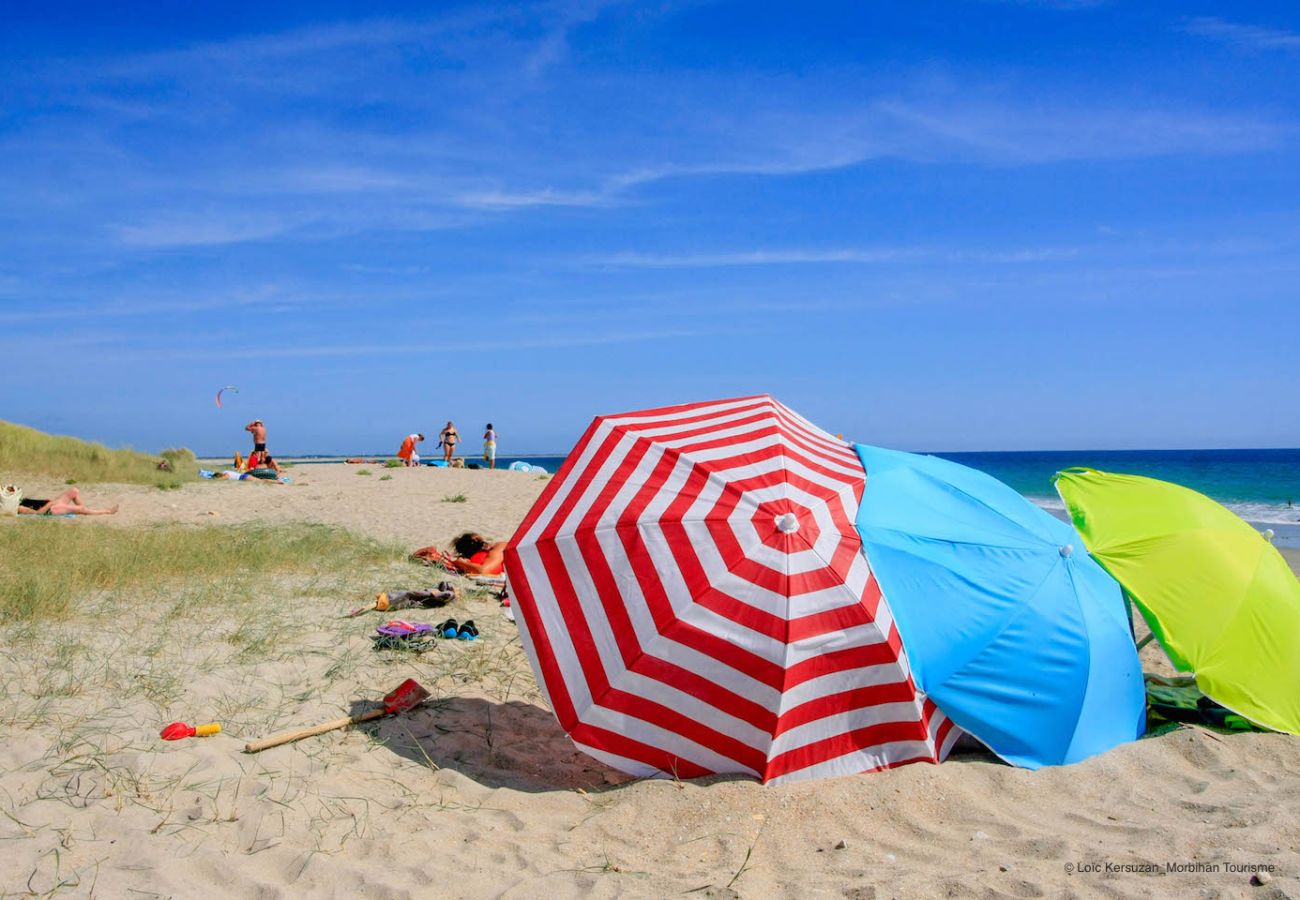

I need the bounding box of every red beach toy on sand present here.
[161,722,221,740]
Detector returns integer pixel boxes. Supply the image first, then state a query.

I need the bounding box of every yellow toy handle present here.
[195,723,222,737]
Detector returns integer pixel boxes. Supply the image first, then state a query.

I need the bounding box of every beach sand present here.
[3,464,1299,898]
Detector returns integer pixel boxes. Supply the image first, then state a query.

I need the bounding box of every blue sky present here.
[2,1,1298,455]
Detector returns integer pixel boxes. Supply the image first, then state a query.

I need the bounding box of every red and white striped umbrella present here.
[504,396,960,784]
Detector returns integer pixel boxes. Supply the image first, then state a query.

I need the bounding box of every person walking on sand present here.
[482,423,498,469]
[244,419,269,469]
[439,421,459,463]
[397,432,425,467]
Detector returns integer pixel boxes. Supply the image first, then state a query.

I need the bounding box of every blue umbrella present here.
[853,444,1145,769]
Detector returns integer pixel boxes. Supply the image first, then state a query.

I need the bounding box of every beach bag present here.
[0,485,21,516]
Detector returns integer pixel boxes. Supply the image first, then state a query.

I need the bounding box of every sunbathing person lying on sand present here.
[17,487,119,516]
[442,532,507,575]
[211,470,284,484]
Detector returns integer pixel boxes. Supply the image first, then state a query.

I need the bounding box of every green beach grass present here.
[0,522,406,625]
[0,420,198,488]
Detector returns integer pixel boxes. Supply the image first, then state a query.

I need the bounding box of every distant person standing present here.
[244,419,268,470]
[397,432,425,467]
[439,421,460,463]
[482,423,498,469]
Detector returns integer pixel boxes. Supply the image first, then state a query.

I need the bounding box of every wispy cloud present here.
[588,245,1080,268]
[114,215,298,248]
[0,283,312,325]
[1,2,1287,260]
[1183,17,1300,51]
[455,187,611,209]
[169,328,698,360]
[871,100,1285,164]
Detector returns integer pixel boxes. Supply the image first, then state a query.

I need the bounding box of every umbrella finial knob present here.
[1059,544,1074,558]
[1263,529,1276,543]
[775,512,800,534]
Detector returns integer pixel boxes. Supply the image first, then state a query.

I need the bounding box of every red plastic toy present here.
[160,722,221,740]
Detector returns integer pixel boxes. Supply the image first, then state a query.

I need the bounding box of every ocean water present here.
[273,449,1300,547]
[502,449,1300,548]
[931,448,1299,517]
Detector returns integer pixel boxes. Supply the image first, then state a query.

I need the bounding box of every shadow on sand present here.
[350,695,637,793]
[347,697,1006,794]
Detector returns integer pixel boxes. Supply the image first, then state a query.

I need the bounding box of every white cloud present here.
[115,215,297,248]
[588,245,1080,268]
[454,187,611,209]
[1184,17,1300,51]
[173,328,698,359]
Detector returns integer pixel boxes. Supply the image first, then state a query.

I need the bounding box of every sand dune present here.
[2,464,1298,898]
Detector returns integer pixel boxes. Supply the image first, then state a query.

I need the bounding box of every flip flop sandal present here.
[438,618,460,639]
[457,620,479,641]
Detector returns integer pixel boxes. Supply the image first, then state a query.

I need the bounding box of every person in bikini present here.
[441,532,506,575]
[18,487,119,516]
[439,421,459,463]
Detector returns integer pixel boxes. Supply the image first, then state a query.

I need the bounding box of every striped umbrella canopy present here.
[503,396,961,784]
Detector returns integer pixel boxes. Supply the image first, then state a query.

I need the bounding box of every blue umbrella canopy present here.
[853,444,1145,769]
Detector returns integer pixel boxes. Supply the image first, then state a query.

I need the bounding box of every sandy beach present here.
[3,463,1299,898]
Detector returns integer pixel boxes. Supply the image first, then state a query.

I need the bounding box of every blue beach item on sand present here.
[853,444,1145,769]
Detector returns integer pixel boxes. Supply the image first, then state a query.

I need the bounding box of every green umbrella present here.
[1055,468,1300,735]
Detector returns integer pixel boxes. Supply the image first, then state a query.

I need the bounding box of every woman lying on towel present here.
[18,487,119,516]
[441,532,506,575]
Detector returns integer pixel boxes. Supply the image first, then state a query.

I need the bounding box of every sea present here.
[276,448,1300,548]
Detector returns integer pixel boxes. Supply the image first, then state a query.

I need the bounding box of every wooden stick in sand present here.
[244,679,430,753]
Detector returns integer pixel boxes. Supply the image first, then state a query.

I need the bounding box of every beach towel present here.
[1145,675,1261,733]
[372,621,437,653]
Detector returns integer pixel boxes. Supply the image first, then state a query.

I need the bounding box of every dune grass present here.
[0,522,406,624]
[0,420,198,487]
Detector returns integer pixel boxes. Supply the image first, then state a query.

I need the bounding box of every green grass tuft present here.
[441,493,468,503]
[383,459,403,468]
[0,523,405,624]
[357,468,372,476]
[0,420,198,487]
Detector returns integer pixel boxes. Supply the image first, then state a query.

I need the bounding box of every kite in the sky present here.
[215,385,239,409]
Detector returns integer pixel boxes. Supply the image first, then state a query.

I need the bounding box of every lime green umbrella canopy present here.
[1055,468,1300,735]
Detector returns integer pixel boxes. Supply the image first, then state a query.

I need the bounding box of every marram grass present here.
[0,419,198,487]
[0,522,405,624]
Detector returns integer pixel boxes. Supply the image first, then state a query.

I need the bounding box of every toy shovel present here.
[243,678,430,753]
